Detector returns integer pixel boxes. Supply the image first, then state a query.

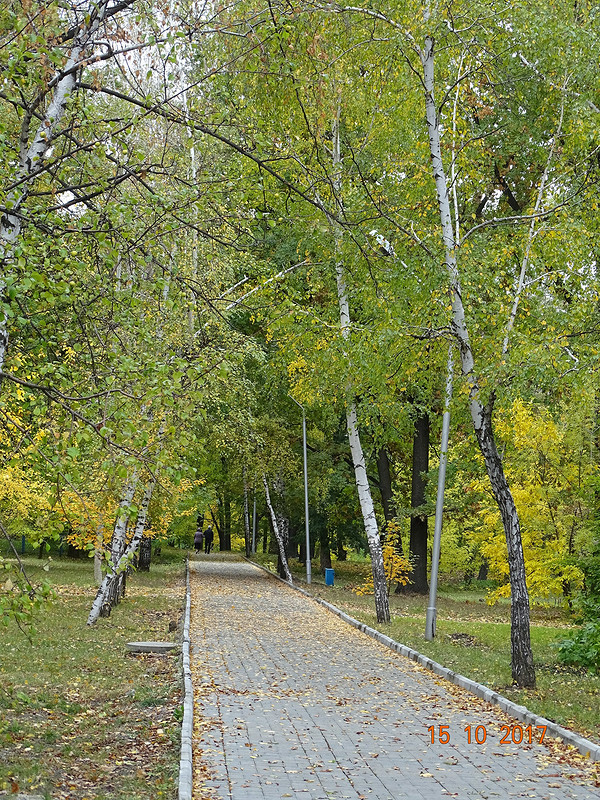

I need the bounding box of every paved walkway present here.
[190,559,597,800]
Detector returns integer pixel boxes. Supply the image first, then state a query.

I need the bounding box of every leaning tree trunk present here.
[345,402,390,623]
[272,474,291,578]
[93,516,106,587]
[88,475,155,625]
[330,99,390,624]
[474,402,535,686]
[419,31,535,686]
[262,474,293,584]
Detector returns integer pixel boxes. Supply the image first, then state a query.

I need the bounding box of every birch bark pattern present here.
[420,35,535,686]
[94,517,106,587]
[331,101,390,624]
[0,0,112,374]
[262,474,293,585]
[87,475,156,625]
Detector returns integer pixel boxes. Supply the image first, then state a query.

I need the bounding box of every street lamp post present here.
[290,397,311,584]
[425,347,453,640]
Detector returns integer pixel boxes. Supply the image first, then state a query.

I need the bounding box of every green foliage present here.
[558,554,600,672]
[580,555,600,603]
[558,620,600,673]
[2,0,600,640]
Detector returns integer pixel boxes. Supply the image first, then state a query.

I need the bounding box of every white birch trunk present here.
[331,101,390,624]
[262,474,293,585]
[272,473,290,561]
[502,94,565,356]
[93,518,106,587]
[0,0,111,374]
[185,90,199,335]
[420,34,535,686]
[110,472,139,571]
[87,473,138,624]
[128,479,155,550]
[87,472,160,626]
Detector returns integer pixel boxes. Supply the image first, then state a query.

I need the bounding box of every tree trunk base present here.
[99,603,111,618]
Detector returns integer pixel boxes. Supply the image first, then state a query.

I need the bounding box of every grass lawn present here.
[250,551,600,746]
[0,548,187,799]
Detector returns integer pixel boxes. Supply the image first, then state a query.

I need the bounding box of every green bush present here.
[558,618,600,673]
[557,555,600,671]
[580,555,600,601]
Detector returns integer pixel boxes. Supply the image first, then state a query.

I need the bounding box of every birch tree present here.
[88,472,156,624]
[0,0,134,372]
[263,473,293,584]
[330,102,390,623]
[417,24,535,686]
[308,0,591,685]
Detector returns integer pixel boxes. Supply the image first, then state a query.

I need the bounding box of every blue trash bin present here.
[325,568,335,586]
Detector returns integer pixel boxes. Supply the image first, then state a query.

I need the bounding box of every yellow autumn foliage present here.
[353,522,411,597]
[55,491,116,550]
[0,466,50,526]
[152,477,205,538]
[470,399,586,605]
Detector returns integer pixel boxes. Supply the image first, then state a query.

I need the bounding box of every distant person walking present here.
[194,528,204,554]
[204,525,214,555]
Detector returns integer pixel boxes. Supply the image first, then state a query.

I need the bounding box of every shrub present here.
[558,619,600,673]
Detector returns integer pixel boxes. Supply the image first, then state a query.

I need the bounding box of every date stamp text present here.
[428,724,547,745]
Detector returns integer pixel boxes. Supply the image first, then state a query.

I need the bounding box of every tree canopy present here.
[2,0,600,684]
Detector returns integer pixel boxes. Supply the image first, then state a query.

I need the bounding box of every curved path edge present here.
[178,556,194,800]
[245,557,600,762]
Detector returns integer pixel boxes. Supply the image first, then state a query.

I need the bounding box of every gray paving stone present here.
[190,560,598,800]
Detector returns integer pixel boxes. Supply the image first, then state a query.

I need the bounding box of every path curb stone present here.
[246,557,600,762]
[178,557,194,800]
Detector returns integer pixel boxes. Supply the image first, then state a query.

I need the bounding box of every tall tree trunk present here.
[336,528,347,561]
[210,508,221,548]
[268,528,279,554]
[331,99,390,624]
[243,468,251,558]
[474,398,535,686]
[420,33,534,686]
[376,448,396,529]
[299,538,307,564]
[345,402,390,622]
[262,474,293,584]
[262,517,268,554]
[273,475,290,578]
[217,496,225,551]
[110,472,139,577]
[408,410,430,593]
[224,488,232,551]
[319,525,332,571]
[138,535,152,571]
[93,517,106,587]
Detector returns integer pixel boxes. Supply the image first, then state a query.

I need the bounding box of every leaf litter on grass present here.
[0,560,185,799]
